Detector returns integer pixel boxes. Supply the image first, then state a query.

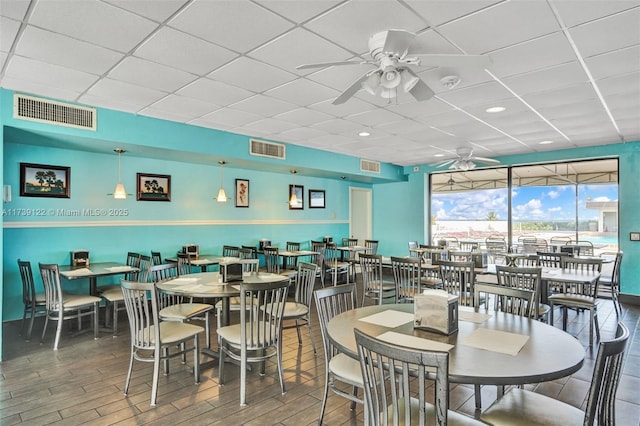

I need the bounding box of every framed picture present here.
[235,179,249,207]
[289,184,303,210]
[309,189,325,208]
[20,163,70,198]
[136,173,171,201]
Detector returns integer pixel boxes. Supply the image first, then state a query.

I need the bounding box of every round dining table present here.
[327,303,585,386]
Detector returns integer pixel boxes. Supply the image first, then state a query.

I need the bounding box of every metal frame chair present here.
[360,253,395,306]
[282,261,318,353]
[17,259,46,341]
[390,256,422,303]
[438,260,476,307]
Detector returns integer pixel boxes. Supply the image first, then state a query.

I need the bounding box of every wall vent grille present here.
[13,94,96,130]
[360,159,381,173]
[250,139,286,159]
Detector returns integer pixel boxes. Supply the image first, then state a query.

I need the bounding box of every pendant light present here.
[216,160,228,202]
[113,148,127,199]
[289,170,298,207]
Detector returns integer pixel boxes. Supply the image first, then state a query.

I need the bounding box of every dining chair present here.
[282,261,318,353]
[574,240,595,255]
[600,251,623,316]
[485,236,508,265]
[314,284,363,424]
[176,252,193,276]
[549,257,603,346]
[408,240,419,257]
[120,279,203,407]
[149,262,178,282]
[390,256,422,303]
[514,254,540,267]
[341,237,359,280]
[150,250,163,266]
[481,322,630,426]
[17,259,46,341]
[459,241,479,252]
[262,246,297,281]
[360,253,395,306]
[364,239,379,255]
[310,242,326,286]
[495,265,549,321]
[218,279,290,406]
[240,245,258,259]
[38,263,101,350]
[214,259,259,330]
[222,245,240,258]
[322,244,350,287]
[355,328,485,426]
[438,260,476,307]
[285,241,301,269]
[238,247,254,260]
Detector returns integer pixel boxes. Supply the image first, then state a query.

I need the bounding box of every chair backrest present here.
[550,236,572,245]
[523,238,548,254]
[342,238,357,247]
[241,245,258,259]
[474,282,536,318]
[448,251,474,262]
[38,263,63,311]
[138,255,151,282]
[364,239,379,255]
[485,237,508,264]
[438,260,476,306]
[311,240,326,253]
[239,279,289,348]
[18,259,38,306]
[149,262,178,283]
[584,322,630,425]
[408,240,419,255]
[354,328,451,426]
[294,262,318,306]
[359,254,384,292]
[285,241,301,268]
[222,245,240,257]
[120,280,160,351]
[176,252,192,276]
[515,254,539,267]
[495,266,542,312]
[610,251,623,288]
[561,256,603,273]
[150,251,163,266]
[575,240,595,256]
[286,241,301,251]
[125,252,141,281]
[459,241,479,252]
[263,246,280,273]
[323,244,341,266]
[238,258,259,273]
[536,251,564,267]
[390,256,421,303]
[238,247,255,260]
[314,284,356,360]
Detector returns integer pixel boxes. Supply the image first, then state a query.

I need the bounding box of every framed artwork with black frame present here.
[136,173,171,201]
[20,162,70,198]
[235,179,249,207]
[309,189,325,208]
[289,184,303,210]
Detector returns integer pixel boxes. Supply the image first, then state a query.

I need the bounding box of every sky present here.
[432,184,618,222]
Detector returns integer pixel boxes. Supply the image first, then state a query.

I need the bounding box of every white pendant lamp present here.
[113,148,127,199]
[289,170,298,207]
[216,160,228,202]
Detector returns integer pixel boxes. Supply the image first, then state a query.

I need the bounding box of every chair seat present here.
[480,388,584,426]
[100,287,124,302]
[282,301,308,318]
[217,321,278,348]
[159,303,213,320]
[60,294,102,309]
[385,397,484,426]
[548,293,596,307]
[138,322,204,345]
[419,277,442,288]
[34,292,46,303]
[328,353,363,386]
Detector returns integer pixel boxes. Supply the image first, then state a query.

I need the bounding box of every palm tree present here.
[486,211,499,221]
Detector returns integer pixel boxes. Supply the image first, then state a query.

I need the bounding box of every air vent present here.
[13,94,96,130]
[250,139,285,159]
[360,159,380,173]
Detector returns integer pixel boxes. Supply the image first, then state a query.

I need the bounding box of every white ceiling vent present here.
[250,139,285,159]
[360,159,380,173]
[13,94,96,131]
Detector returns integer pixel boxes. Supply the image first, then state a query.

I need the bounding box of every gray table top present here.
[156,271,289,298]
[327,303,585,386]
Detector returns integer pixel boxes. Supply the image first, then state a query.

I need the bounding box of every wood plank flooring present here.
[2,279,639,425]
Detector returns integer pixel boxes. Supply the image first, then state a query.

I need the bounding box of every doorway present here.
[350,187,372,242]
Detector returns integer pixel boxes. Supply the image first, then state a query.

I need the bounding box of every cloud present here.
[547,190,560,199]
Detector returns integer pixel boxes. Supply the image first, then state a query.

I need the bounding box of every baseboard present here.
[619,293,640,306]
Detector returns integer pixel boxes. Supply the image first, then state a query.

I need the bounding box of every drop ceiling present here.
[1,0,639,167]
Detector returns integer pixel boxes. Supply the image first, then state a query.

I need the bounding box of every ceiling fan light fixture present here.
[380,87,397,99]
[380,69,401,89]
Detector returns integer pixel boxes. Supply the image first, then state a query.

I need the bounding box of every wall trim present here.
[619,293,640,306]
[3,219,349,229]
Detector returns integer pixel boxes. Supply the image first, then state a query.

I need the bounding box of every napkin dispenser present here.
[182,244,199,259]
[323,236,333,244]
[221,262,243,283]
[414,290,459,335]
[259,239,271,251]
[70,250,90,267]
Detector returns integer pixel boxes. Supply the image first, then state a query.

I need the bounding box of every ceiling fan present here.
[296,29,491,105]
[435,148,500,171]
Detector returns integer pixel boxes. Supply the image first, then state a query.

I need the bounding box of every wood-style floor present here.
[1,278,639,425]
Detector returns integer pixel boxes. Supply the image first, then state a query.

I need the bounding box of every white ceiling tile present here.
[1,76,82,103]
[436,81,513,107]
[150,94,221,118]
[375,118,430,136]
[439,1,560,54]
[523,83,597,109]
[308,97,377,117]
[1,17,21,52]
[208,56,296,92]
[551,0,639,27]
[104,0,189,23]
[201,108,264,127]
[4,56,98,93]
[189,118,236,132]
[387,97,454,119]
[241,118,299,133]
[229,94,297,116]
[177,78,254,105]
[264,79,339,106]
[585,45,640,79]
[16,26,124,75]
[274,108,334,126]
[279,126,329,140]
[311,118,363,134]
[134,27,238,75]
[405,0,501,27]
[29,0,158,52]
[108,56,196,91]
[86,78,167,107]
[305,63,374,92]
[502,61,587,95]
[0,51,7,69]
[569,7,640,57]
[170,0,294,53]
[139,107,192,122]
[254,0,342,22]
[78,93,143,113]
[346,108,406,127]
[597,72,640,96]
[0,0,30,20]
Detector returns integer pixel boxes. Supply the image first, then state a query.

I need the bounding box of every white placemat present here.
[180,284,216,292]
[358,310,414,328]
[60,268,92,277]
[461,327,529,356]
[458,311,492,324]
[105,266,133,272]
[191,258,212,265]
[377,331,454,352]
[169,277,199,284]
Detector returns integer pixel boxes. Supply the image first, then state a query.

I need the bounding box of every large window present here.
[430,159,618,254]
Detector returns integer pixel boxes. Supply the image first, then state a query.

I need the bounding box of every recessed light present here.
[358,131,371,137]
[486,106,506,113]
[434,153,445,157]
[539,140,553,145]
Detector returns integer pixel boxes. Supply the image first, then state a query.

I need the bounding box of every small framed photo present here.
[289,184,303,210]
[20,163,70,198]
[630,232,640,241]
[309,189,325,208]
[137,173,171,201]
[235,179,249,208]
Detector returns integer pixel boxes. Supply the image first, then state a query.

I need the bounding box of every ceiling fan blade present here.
[435,159,456,168]
[296,60,367,70]
[410,54,492,68]
[471,156,501,165]
[332,71,374,105]
[403,69,434,101]
[382,30,416,56]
